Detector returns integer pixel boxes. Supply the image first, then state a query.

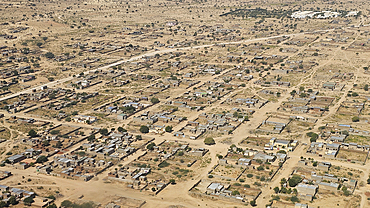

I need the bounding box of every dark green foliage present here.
[99,128,109,136]
[36,155,48,163]
[140,125,149,133]
[150,97,160,104]
[204,137,215,145]
[45,52,55,59]
[288,175,302,187]
[28,129,37,137]
[146,142,156,151]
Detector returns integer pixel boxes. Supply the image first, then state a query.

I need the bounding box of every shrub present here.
[150,97,160,104]
[288,175,302,187]
[290,196,299,203]
[247,174,253,178]
[117,127,127,132]
[165,126,173,132]
[8,196,17,205]
[47,203,57,208]
[99,128,109,136]
[24,197,34,206]
[36,155,48,163]
[28,129,37,138]
[352,116,360,122]
[158,161,170,168]
[146,142,156,151]
[140,125,149,133]
[45,52,55,59]
[257,165,264,171]
[231,190,240,195]
[87,135,95,142]
[204,137,215,145]
[306,132,318,142]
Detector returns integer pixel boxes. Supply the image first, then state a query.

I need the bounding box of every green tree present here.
[290,196,299,203]
[0,201,7,208]
[8,196,17,205]
[150,97,160,104]
[273,186,280,194]
[257,165,264,171]
[118,127,127,132]
[50,130,60,135]
[169,179,176,184]
[280,178,287,185]
[47,204,57,208]
[165,126,173,132]
[306,132,318,142]
[140,125,149,133]
[24,197,34,206]
[352,116,360,122]
[28,129,37,137]
[204,137,215,145]
[42,140,50,146]
[36,155,48,163]
[99,128,109,136]
[342,186,351,196]
[250,200,256,206]
[146,142,156,151]
[231,190,240,195]
[61,200,73,208]
[87,135,95,142]
[288,175,302,187]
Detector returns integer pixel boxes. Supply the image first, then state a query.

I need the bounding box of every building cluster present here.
[81,131,140,159]
[0,185,54,206]
[307,127,370,162]
[280,96,334,116]
[36,153,112,181]
[175,112,244,139]
[108,140,207,194]
[294,160,357,201]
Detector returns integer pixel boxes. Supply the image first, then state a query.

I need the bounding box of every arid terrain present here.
[0,0,370,208]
